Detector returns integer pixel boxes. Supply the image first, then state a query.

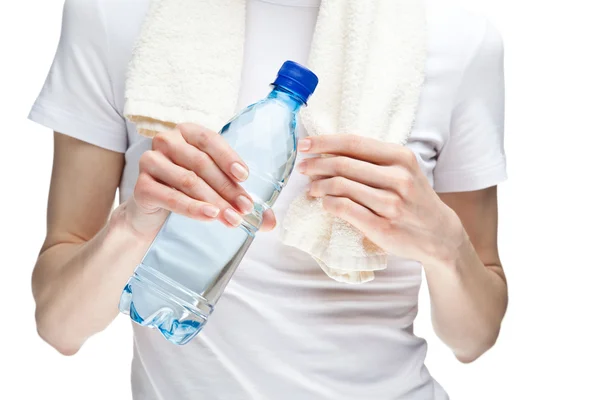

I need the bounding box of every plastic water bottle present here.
[118,61,318,345]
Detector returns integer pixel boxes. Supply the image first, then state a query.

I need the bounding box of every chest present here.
[109,1,457,201]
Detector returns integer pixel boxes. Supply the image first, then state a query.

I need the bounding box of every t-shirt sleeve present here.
[433,20,507,193]
[28,0,127,153]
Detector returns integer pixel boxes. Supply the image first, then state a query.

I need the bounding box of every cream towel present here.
[124,0,427,284]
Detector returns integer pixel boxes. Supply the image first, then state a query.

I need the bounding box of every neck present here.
[268,86,304,112]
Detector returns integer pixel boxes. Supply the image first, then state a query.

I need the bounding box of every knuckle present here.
[185,201,198,216]
[401,148,418,169]
[322,196,334,212]
[348,135,363,152]
[339,198,353,215]
[191,152,211,171]
[177,122,206,134]
[309,179,321,194]
[152,132,171,152]
[165,190,180,210]
[194,129,208,148]
[175,123,192,133]
[303,159,315,174]
[335,157,351,174]
[382,219,396,236]
[331,176,347,193]
[188,125,215,149]
[385,195,402,218]
[180,171,198,191]
[139,151,157,171]
[398,174,414,193]
[216,147,235,164]
[217,179,235,195]
[327,197,350,215]
[175,123,198,138]
[134,173,153,199]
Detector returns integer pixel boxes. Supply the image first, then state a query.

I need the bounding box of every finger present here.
[322,195,383,236]
[309,177,401,219]
[298,156,403,191]
[139,150,244,227]
[260,209,277,232]
[177,123,250,183]
[298,135,418,169]
[134,172,220,221]
[152,133,253,215]
[140,150,220,205]
[308,174,327,182]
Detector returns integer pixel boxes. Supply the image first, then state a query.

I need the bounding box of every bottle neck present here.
[268,85,305,112]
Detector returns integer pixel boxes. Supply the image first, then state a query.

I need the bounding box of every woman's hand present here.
[126,123,276,237]
[297,134,465,267]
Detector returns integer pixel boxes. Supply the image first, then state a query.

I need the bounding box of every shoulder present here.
[100,0,150,36]
[425,0,504,74]
[58,0,150,112]
[60,0,149,50]
[100,0,151,66]
[58,0,106,44]
[58,0,149,50]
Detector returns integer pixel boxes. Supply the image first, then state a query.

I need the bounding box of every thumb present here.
[260,209,277,232]
[125,196,170,239]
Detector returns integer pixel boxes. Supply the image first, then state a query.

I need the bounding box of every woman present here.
[29,0,508,399]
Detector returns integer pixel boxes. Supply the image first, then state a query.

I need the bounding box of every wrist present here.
[423,209,468,272]
[108,197,167,243]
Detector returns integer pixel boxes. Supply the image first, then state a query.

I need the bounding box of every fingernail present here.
[224,208,243,227]
[297,160,307,173]
[231,162,249,182]
[298,139,311,152]
[202,205,220,218]
[236,195,254,214]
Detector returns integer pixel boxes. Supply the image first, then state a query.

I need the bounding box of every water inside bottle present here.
[119,89,301,345]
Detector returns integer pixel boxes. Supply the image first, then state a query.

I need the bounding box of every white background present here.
[1,1,599,399]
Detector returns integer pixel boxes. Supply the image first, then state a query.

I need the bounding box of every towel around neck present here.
[124,0,427,283]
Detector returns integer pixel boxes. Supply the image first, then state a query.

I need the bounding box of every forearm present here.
[292,135,507,361]
[424,228,508,363]
[33,200,156,355]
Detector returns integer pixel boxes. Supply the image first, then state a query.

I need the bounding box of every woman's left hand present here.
[297,134,465,267]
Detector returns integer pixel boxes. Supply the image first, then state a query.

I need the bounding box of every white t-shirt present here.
[29,0,507,399]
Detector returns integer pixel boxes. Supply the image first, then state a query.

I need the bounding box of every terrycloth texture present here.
[124,0,246,135]
[124,0,427,284]
[282,0,427,283]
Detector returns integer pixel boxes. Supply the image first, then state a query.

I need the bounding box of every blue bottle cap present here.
[272,61,319,104]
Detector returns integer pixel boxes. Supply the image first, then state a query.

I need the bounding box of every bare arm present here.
[34,125,276,355]
[297,134,507,363]
[429,187,507,362]
[32,133,149,355]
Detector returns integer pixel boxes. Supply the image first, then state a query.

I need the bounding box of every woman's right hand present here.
[126,123,277,237]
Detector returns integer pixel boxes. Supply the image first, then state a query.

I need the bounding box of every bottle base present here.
[119,264,213,345]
